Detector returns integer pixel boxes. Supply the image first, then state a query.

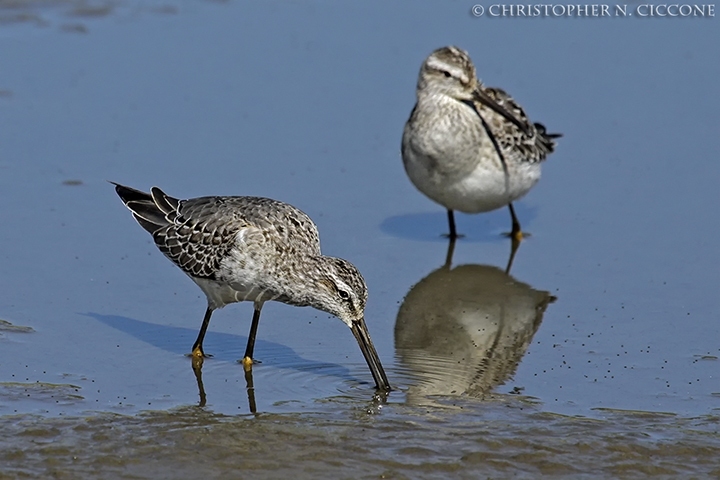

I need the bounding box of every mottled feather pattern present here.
[152,197,240,279]
[113,183,390,390]
[327,256,369,305]
[477,86,559,164]
[155,195,321,280]
[114,184,321,281]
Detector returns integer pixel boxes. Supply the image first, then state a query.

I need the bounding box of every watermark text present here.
[470,3,715,17]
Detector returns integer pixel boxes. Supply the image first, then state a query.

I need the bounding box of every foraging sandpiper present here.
[113,183,390,391]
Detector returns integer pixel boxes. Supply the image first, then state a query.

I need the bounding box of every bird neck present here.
[270,255,333,310]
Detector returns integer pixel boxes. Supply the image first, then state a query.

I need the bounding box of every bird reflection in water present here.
[191,356,258,413]
[190,356,387,414]
[395,239,555,405]
[191,357,208,408]
[446,234,521,274]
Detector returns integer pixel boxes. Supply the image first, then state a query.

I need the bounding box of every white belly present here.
[192,276,268,309]
[402,95,542,214]
[405,153,542,213]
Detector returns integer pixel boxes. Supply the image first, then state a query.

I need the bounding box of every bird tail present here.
[534,123,562,154]
[111,182,180,234]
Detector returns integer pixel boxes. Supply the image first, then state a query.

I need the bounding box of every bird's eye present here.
[338,290,350,300]
[442,70,451,78]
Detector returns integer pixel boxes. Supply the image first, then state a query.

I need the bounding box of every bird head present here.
[417,45,479,102]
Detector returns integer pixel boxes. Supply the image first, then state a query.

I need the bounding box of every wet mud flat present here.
[1,401,719,479]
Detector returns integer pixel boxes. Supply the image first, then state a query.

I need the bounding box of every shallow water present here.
[3,404,720,479]
[1,0,719,477]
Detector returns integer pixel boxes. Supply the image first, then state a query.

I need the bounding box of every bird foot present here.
[503,230,529,242]
[240,357,262,372]
[187,347,213,359]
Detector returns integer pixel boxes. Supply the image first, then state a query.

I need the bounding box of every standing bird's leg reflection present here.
[444,229,520,274]
[191,356,207,408]
[444,236,457,268]
[505,235,521,274]
[190,354,258,413]
[244,367,258,414]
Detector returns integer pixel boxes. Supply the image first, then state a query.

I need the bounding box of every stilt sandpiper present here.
[113,183,390,391]
[401,45,561,240]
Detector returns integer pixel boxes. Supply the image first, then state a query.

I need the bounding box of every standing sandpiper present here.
[401,46,561,240]
[113,183,390,391]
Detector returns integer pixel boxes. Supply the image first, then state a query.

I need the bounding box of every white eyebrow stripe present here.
[425,57,470,84]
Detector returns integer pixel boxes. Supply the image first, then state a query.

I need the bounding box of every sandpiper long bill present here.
[113,183,390,391]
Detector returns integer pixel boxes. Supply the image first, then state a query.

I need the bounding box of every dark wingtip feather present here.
[126,199,169,228]
[133,212,163,234]
[150,186,180,214]
[530,123,562,157]
[112,182,171,235]
[112,182,153,206]
[534,122,563,139]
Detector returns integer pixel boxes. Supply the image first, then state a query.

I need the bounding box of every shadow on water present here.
[84,312,256,360]
[83,313,364,389]
[380,203,538,242]
[395,240,555,406]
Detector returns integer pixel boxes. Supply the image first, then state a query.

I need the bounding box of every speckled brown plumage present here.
[122,187,320,281]
[401,45,561,239]
[112,183,390,391]
[479,86,560,164]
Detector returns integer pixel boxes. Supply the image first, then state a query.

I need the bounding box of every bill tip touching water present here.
[111,182,390,391]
